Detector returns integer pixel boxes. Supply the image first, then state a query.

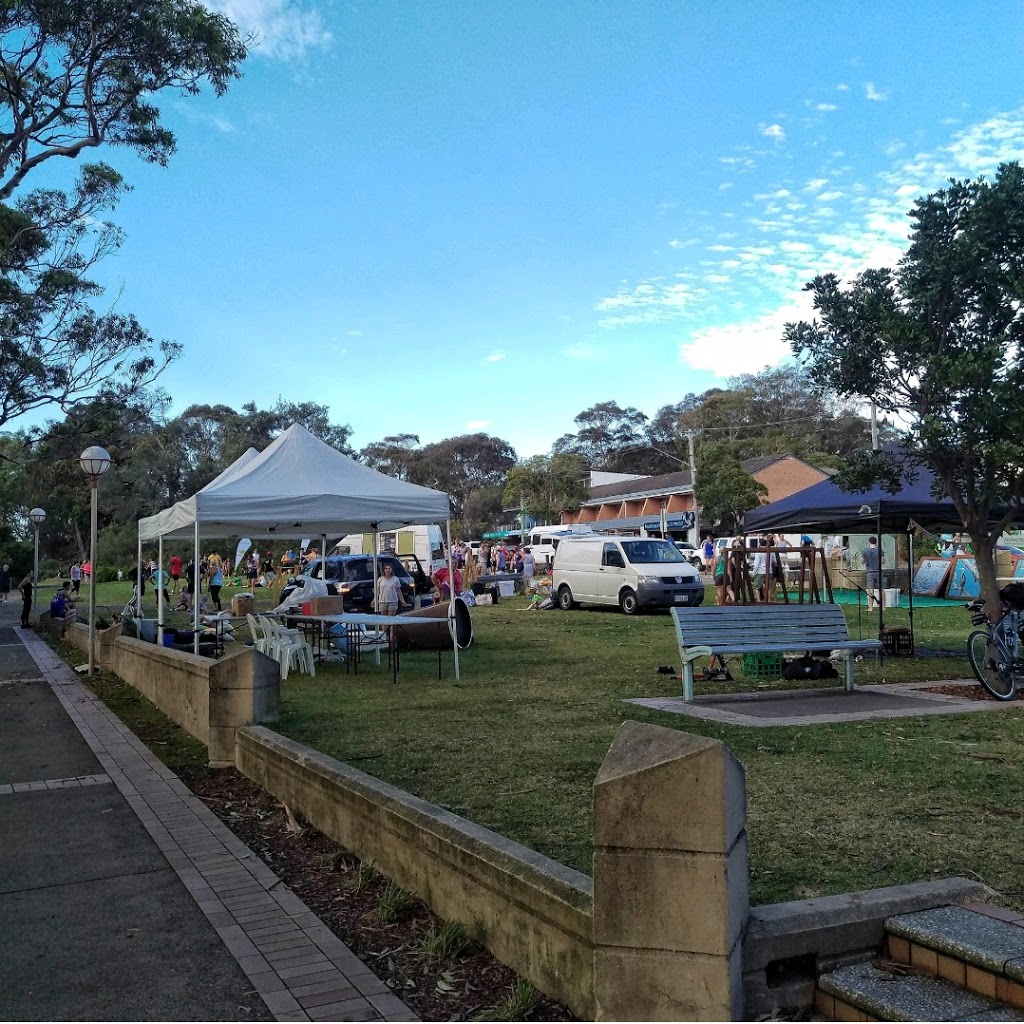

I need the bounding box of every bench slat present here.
[670,603,882,701]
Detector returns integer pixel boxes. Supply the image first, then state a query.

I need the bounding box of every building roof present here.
[582,454,796,505]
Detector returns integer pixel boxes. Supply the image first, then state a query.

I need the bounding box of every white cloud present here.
[347,329,363,337]
[816,103,838,112]
[761,123,786,141]
[817,190,844,201]
[679,293,817,374]
[596,280,702,327]
[804,177,828,191]
[466,420,491,431]
[564,342,597,359]
[484,351,506,363]
[865,82,888,102]
[668,237,699,249]
[206,0,331,60]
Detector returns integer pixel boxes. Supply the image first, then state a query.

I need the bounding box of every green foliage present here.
[412,920,474,960]
[503,453,587,524]
[349,859,378,893]
[476,980,541,1021]
[374,880,418,924]
[0,0,246,432]
[696,441,769,533]
[785,162,1024,607]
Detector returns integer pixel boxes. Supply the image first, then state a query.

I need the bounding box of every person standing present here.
[208,557,224,612]
[0,562,10,604]
[169,554,183,594]
[713,546,728,605]
[70,562,82,594]
[376,562,409,615]
[702,534,715,570]
[18,573,33,627]
[749,539,767,603]
[522,547,536,589]
[863,536,884,609]
[152,564,171,606]
[247,551,259,594]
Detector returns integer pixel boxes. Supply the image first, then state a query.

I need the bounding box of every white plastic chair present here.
[259,615,315,679]
[246,613,272,656]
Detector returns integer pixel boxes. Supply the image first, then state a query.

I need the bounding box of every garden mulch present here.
[184,765,574,1023]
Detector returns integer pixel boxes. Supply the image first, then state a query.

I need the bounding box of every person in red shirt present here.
[169,554,183,594]
[431,565,463,600]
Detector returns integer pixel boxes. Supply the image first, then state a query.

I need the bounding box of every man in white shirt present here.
[748,539,767,602]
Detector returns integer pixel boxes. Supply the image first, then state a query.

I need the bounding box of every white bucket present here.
[883,588,901,608]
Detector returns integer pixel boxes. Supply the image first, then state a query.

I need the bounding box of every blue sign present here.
[644,513,695,531]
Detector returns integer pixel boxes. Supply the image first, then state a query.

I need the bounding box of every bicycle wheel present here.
[967,630,1017,700]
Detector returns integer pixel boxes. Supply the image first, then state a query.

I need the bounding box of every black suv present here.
[281,555,414,612]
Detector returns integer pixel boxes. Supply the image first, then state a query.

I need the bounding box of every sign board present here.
[643,513,695,531]
[946,556,981,599]
[912,557,951,597]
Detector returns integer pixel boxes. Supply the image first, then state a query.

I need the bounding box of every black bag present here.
[1000,582,1024,610]
[783,652,838,680]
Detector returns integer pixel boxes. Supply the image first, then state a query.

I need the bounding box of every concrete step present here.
[816,961,1024,1022]
[885,906,1024,1007]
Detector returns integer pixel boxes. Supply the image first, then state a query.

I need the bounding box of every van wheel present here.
[557,586,576,611]
[619,588,638,615]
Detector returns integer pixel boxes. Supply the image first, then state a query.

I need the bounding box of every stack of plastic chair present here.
[258,615,315,680]
[246,613,271,655]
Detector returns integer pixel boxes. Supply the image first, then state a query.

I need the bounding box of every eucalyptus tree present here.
[0,0,246,432]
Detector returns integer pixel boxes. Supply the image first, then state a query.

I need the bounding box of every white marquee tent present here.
[139,423,449,541]
[136,424,455,667]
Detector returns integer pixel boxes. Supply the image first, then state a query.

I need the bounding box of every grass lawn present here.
[80,578,1024,911]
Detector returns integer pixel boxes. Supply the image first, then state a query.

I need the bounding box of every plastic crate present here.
[881,627,913,656]
[742,652,784,680]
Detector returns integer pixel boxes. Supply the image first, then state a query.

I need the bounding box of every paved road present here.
[0,599,415,1022]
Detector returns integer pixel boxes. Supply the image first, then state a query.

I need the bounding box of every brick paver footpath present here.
[0,598,417,1023]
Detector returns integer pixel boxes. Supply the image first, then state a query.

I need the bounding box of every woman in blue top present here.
[209,558,224,611]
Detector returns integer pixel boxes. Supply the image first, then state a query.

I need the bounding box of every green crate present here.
[742,652,784,680]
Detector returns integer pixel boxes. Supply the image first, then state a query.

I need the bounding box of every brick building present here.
[558,455,830,540]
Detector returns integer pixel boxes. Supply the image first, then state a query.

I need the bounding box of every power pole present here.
[686,431,699,543]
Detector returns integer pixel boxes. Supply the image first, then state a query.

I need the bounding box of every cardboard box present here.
[309,595,345,616]
[231,593,254,616]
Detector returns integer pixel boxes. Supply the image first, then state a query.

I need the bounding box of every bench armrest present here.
[680,644,714,664]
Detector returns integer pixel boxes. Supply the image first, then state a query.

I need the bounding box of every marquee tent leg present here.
[194,521,200,656]
[136,533,143,630]
[158,536,164,647]
[447,519,460,681]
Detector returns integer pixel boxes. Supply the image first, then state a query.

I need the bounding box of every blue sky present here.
[80,0,1024,458]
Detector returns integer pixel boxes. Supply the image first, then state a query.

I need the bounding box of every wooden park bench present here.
[671,604,883,701]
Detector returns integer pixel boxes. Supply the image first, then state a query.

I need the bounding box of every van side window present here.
[603,543,625,568]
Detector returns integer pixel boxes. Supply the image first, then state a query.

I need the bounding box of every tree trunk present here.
[73,522,87,563]
[969,527,1002,620]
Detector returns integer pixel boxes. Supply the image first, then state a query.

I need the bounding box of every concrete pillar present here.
[207,648,280,766]
[593,722,748,1021]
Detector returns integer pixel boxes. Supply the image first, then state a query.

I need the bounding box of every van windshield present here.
[621,540,687,564]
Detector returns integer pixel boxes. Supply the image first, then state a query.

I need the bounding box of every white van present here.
[334,525,446,575]
[525,524,594,568]
[552,536,704,614]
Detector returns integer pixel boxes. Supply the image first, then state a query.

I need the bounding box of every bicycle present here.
[965,594,1022,700]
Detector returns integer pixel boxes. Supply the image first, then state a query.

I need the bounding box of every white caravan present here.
[334,525,446,574]
[524,524,594,568]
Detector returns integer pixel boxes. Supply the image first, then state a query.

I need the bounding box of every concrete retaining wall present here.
[63,622,280,766]
[236,725,596,1019]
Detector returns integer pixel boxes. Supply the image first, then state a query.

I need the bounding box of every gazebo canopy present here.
[742,462,966,535]
[139,424,450,541]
